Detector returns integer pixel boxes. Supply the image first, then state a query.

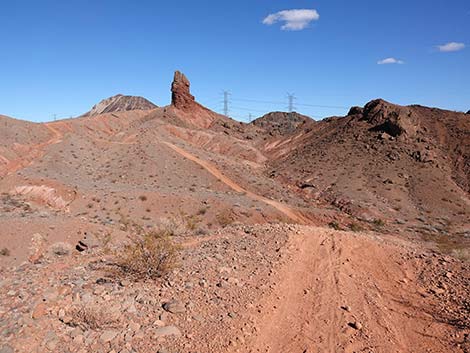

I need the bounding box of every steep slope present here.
[261,99,470,240]
[250,111,313,137]
[81,94,157,117]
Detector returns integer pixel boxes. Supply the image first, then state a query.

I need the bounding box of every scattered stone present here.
[100,330,118,343]
[154,326,182,338]
[29,233,46,264]
[349,321,363,330]
[32,302,48,319]
[162,301,185,314]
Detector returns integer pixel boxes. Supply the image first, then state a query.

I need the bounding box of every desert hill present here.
[0,71,468,353]
[81,94,158,117]
[258,99,470,244]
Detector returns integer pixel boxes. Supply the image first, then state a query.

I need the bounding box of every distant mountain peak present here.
[82,94,157,117]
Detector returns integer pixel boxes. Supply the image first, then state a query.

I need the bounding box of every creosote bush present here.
[216,209,234,228]
[69,305,117,330]
[117,227,180,280]
[349,222,365,232]
[328,221,341,230]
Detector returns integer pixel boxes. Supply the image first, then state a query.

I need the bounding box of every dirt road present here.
[243,227,458,353]
[163,141,310,224]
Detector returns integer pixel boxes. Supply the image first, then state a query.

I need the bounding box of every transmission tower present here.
[287,93,296,112]
[223,91,231,117]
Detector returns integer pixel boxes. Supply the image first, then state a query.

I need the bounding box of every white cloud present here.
[262,9,320,31]
[377,57,404,65]
[437,42,465,52]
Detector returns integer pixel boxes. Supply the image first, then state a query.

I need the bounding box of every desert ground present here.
[0,72,468,353]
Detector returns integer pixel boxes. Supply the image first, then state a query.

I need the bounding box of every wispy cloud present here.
[437,42,465,52]
[377,57,404,65]
[262,9,320,31]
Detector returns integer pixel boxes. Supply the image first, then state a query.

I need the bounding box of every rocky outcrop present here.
[360,99,419,137]
[168,71,223,128]
[171,71,195,110]
[250,111,313,136]
[82,95,157,117]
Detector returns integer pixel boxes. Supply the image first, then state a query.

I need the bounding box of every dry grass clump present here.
[157,216,187,237]
[328,221,341,230]
[69,305,118,330]
[451,248,470,262]
[216,209,234,228]
[349,222,365,232]
[0,247,10,256]
[117,227,180,280]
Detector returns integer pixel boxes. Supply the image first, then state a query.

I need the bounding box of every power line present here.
[222,90,231,117]
[287,93,296,112]
[231,97,348,110]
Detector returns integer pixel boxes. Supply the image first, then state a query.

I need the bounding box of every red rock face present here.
[171,71,195,110]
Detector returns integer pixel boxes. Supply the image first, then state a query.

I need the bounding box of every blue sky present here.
[0,0,468,122]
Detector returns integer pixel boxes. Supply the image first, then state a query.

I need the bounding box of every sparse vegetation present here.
[69,305,118,330]
[116,227,180,280]
[197,206,208,215]
[0,247,10,256]
[451,248,470,262]
[349,222,364,232]
[138,195,147,201]
[216,209,234,228]
[372,218,385,228]
[328,221,341,230]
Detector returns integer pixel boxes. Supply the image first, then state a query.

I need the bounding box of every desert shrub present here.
[185,214,200,231]
[372,219,385,227]
[349,222,364,232]
[0,247,10,256]
[117,229,180,280]
[372,218,386,231]
[49,242,72,256]
[138,195,147,201]
[157,216,187,237]
[197,207,208,215]
[328,221,341,230]
[69,305,118,330]
[216,209,233,228]
[451,248,470,262]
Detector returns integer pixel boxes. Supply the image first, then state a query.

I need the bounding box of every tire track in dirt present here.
[162,141,310,224]
[248,229,340,353]
[242,227,457,353]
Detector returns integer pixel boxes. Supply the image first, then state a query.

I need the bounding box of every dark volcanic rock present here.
[361,99,418,137]
[250,111,313,136]
[347,106,363,116]
[82,94,157,117]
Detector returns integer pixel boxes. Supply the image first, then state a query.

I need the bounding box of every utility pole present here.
[287,93,296,113]
[53,114,57,121]
[223,91,231,117]
[248,113,253,123]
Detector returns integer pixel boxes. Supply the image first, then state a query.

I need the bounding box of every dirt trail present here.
[162,141,310,224]
[1,122,64,177]
[244,227,457,353]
